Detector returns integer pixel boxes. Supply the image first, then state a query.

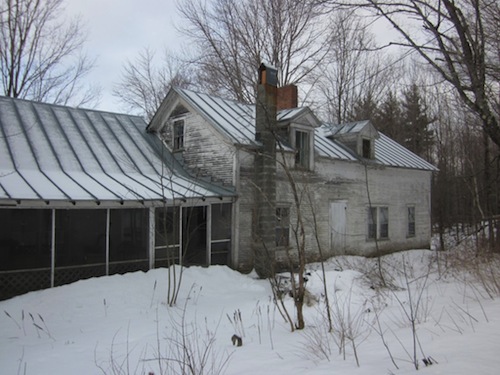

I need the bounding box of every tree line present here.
[1,0,499,248]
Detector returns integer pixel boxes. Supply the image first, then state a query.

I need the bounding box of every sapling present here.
[369,306,399,370]
[390,254,432,370]
[150,280,157,309]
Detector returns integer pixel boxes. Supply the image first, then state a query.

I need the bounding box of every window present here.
[368,207,377,239]
[362,138,372,159]
[173,119,184,151]
[367,206,389,240]
[407,206,415,237]
[379,207,388,238]
[276,206,290,247]
[295,130,310,168]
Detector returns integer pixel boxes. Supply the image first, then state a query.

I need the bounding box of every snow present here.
[1,249,499,375]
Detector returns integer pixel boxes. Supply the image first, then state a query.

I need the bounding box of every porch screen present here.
[109,209,149,274]
[0,209,51,271]
[155,207,180,267]
[55,210,106,285]
[0,209,51,300]
[211,203,231,265]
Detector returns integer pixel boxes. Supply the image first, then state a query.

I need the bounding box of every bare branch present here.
[0,0,99,106]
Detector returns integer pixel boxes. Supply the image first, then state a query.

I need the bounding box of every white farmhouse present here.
[0,63,436,298]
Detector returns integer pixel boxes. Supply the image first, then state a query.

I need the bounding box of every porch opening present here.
[183,206,207,266]
[0,208,150,300]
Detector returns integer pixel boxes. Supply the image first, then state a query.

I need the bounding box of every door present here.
[182,206,207,266]
[330,201,347,254]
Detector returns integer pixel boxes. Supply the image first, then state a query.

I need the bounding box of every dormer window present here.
[331,120,379,160]
[362,138,372,159]
[173,119,184,151]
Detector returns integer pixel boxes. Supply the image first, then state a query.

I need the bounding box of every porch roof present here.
[0,96,234,205]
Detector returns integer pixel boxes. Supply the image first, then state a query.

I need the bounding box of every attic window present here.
[362,138,372,159]
[173,119,184,151]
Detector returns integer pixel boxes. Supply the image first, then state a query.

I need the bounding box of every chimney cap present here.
[259,62,278,86]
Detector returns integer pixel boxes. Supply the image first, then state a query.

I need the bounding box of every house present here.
[148,63,437,276]
[0,63,436,298]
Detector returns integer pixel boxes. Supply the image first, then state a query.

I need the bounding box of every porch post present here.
[105,208,110,275]
[148,207,155,269]
[51,209,55,288]
[207,205,212,265]
[179,206,183,266]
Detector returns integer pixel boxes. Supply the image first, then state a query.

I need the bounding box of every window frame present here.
[172,119,185,151]
[294,130,310,169]
[367,206,389,240]
[407,206,416,237]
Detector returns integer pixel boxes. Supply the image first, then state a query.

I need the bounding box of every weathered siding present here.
[165,112,236,186]
[229,146,432,271]
[312,157,432,257]
[160,106,432,271]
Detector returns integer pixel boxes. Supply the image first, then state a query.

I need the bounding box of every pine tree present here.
[349,93,378,122]
[374,91,404,145]
[401,84,434,159]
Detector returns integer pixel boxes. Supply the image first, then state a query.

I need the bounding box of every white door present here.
[330,201,347,253]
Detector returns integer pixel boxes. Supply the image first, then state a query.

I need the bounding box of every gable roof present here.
[157,88,436,171]
[0,96,234,205]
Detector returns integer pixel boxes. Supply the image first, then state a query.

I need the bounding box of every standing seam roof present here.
[174,88,436,171]
[0,96,235,203]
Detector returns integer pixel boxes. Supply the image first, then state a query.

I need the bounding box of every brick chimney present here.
[277,84,298,110]
[253,62,278,278]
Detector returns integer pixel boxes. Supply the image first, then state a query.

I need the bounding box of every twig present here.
[4,310,21,329]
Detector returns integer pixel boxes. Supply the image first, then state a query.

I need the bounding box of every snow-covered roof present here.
[0,96,234,205]
[172,88,436,171]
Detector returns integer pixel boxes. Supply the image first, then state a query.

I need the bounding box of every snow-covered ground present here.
[1,249,499,374]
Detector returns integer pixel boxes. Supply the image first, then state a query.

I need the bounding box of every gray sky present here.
[65,0,181,113]
[64,1,398,115]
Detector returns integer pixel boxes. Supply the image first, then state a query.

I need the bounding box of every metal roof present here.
[174,88,436,171]
[328,120,371,135]
[0,96,234,205]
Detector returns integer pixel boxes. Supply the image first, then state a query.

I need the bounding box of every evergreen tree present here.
[401,84,434,159]
[374,91,404,144]
[349,93,378,122]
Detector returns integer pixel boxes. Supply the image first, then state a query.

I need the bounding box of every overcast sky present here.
[64,1,398,115]
[65,0,182,113]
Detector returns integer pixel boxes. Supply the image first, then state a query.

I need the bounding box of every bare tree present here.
[0,0,99,106]
[178,0,330,103]
[315,9,396,124]
[113,47,193,120]
[333,0,500,147]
